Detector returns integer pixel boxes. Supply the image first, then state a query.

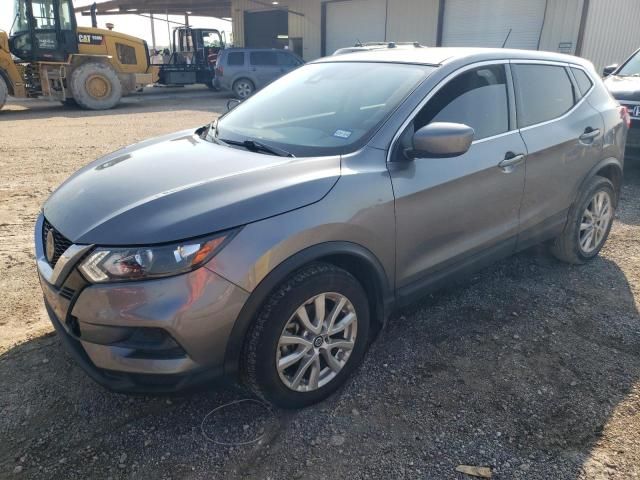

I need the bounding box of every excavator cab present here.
[10,0,78,62]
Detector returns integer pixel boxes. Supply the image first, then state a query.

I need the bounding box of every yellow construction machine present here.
[0,0,158,110]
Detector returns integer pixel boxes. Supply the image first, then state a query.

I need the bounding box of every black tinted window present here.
[277,52,299,66]
[116,43,137,65]
[513,64,575,128]
[227,52,244,66]
[250,51,277,66]
[415,65,509,141]
[572,68,593,97]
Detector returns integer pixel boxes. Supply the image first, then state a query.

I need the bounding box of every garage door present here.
[325,0,387,55]
[442,0,546,50]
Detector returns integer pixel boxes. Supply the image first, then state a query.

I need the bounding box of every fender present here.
[222,241,393,377]
[575,156,624,203]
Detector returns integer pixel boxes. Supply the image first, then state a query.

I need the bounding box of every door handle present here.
[498,152,525,171]
[579,127,600,143]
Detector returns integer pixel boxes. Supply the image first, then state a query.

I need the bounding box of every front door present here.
[389,63,527,300]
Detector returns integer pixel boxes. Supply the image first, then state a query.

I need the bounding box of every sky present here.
[0,1,232,50]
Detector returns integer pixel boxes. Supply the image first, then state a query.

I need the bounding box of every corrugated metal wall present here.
[538,0,584,54]
[385,0,439,46]
[231,0,639,69]
[230,0,323,59]
[580,0,640,72]
[287,0,322,60]
[231,0,437,60]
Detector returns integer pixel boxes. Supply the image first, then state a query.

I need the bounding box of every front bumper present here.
[35,214,249,393]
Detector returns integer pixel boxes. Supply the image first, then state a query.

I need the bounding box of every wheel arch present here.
[223,241,393,377]
[233,76,255,89]
[580,157,624,203]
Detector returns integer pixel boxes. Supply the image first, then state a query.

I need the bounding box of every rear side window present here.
[572,68,594,97]
[226,52,244,66]
[513,64,575,128]
[414,64,510,141]
[250,51,277,66]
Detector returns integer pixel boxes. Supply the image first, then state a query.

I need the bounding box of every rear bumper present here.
[626,119,640,149]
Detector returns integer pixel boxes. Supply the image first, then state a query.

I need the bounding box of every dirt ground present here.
[1,88,639,480]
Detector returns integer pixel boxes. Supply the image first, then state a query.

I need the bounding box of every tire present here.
[242,263,370,408]
[550,175,616,264]
[0,75,8,110]
[70,62,122,110]
[233,78,254,99]
[60,98,78,108]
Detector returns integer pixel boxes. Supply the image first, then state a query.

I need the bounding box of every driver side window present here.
[413,64,510,142]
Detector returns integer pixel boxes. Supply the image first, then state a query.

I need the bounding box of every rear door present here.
[512,62,605,246]
[249,51,280,87]
[221,51,246,89]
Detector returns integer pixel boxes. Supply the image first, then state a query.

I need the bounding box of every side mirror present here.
[603,64,618,77]
[226,99,241,111]
[406,122,474,159]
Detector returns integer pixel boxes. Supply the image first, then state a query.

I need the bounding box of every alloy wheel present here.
[276,292,358,392]
[235,81,253,99]
[579,190,613,254]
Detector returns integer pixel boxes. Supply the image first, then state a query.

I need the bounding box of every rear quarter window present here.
[513,64,575,128]
[226,52,245,66]
[572,67,594,97]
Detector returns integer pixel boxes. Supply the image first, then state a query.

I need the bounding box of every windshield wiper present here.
[219,138,295,157]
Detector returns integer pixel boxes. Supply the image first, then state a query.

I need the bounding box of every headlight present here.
[79,230,237,283]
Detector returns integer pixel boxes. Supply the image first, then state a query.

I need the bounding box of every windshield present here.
[214,62,433,157]
[617,50,640,76]
[13,0,30,34]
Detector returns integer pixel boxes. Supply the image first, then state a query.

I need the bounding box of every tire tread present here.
[241,262,356,404]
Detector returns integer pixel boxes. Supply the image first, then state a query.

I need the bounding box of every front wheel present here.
[70,62,122,110]
[0,75,8,110]
[550,175,616,264]
[242,263,370,408]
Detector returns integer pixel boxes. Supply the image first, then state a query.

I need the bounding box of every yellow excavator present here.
[0,0,158,110]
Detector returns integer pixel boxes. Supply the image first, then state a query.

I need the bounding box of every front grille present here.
[59,286,76,300]
[42,219,73,267]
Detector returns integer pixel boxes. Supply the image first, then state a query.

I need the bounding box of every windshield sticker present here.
[333,129,353,139]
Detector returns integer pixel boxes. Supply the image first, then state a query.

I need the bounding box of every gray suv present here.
[214,48,304,99]
[36,48,627,408]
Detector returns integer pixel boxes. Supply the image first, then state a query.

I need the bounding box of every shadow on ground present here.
[1,162,639,480]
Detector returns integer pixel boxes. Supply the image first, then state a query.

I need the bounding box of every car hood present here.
[604,75,640,101]
[43,129,341,245]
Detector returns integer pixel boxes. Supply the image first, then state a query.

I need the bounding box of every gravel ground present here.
[1,89,639,480]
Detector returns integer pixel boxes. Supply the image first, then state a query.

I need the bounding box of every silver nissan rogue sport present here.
[36,48,628,408]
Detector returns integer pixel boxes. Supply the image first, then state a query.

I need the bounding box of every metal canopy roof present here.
[75,0,232,18]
